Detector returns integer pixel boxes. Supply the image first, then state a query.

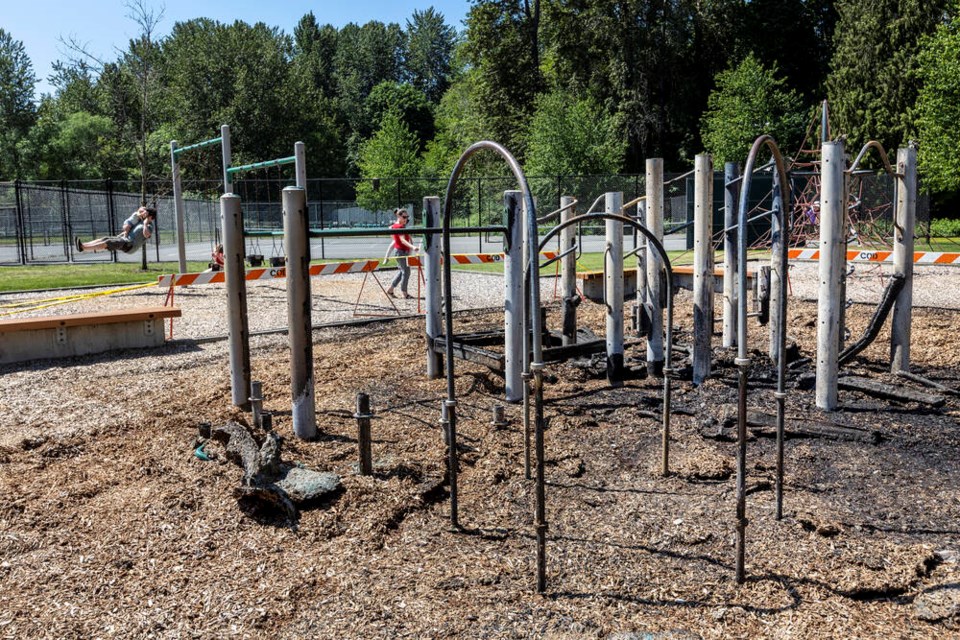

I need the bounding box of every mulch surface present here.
[0,292,958,639]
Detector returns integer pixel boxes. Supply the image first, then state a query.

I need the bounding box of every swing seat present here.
[269,256,286,267]
[248,254,264,267]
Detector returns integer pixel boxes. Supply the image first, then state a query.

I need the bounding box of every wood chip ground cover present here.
[0,270,958,639]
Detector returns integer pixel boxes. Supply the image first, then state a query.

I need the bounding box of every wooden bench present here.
[576,266,756,302]
[0,306,182,365]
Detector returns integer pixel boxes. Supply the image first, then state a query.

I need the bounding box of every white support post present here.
[693,153,714,385]
[283,186,317,439]
[424,196,443,379]
[891,146,917,373]
[645,158,665,377]
[221,124,233,195]
[560,195,577,346]
[221,193,250,410]
[816,141,846,410]
[605,192,625,385]
[769,166,784,362]
[504,190,523,402]
[170,141,188,274]
[635,199,648,337]
[723,162,739,349]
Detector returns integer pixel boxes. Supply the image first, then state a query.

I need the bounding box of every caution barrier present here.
[159,252,559,288]
[788,248,960,265]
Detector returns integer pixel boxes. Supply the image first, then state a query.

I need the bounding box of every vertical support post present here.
[645,159,665,376]
[693,153,714,385]
[294,141,307,191]
[170,141,188,274]
[816,141,846,411]
[891,146,917,373]
[424,196,443,379]
[723,162,739,348]
[560,195,577,346]
[250,380,263,429]
[356,392,373,476]
[769,168,784,362]
[634,199,648,337]
[605,192,625,385]
[221,125,233,195]
[222,193,251,410]
[283,186,317,439]
[504,191,523,402]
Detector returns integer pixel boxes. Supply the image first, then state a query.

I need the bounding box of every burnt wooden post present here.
[355,393,373,476]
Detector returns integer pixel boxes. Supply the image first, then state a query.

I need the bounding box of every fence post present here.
[14,180,26,265]
[60,180,70,260]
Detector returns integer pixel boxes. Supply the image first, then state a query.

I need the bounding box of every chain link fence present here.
[0,171,930,266]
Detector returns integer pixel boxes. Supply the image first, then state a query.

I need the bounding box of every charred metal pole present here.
[250,380,263,430]
[605,192,625,385]
[560,195,578,346]
[283,186,317,439]
[355,392,373,476]
[736,135,791,581]
[504,191,523,402]
[817,141,846,410]
[773,171,789,520]
[424,196,443,379]
[891,146,917,373]
[222,193,251,410]
[645,159,665,377]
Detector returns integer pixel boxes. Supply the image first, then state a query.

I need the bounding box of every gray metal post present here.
[283,186,317,439]
[891,146,917,373]
[424,196,443,378]
[769,167,784,362]
[222,193,250,410]
[504,191,523,402]
[170,140,188,274]
[560,195,577,346]
[635,199,648,337]
[221,124,233,195]
[294,141,307,191]
[723,162,740,348]
[693,153,714,384]
[605,192,625,385]
[816,141,846,410]
[250,380,263,429]
[645,158,665,376]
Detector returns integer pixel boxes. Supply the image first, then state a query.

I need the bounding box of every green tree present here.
[525,90,624,176]
[18,102,124,179]
[915,7,960,194]
[405,8,457,104]
[355,110,424,211]
[700,53,807,164]
[366,81,434,150]
[0,29,37,179]
[827,0,949,150]
[462,0,544,160]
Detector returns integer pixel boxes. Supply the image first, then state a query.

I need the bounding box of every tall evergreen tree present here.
[405,8,457,104]
[827,0,949,150]
[0,29,37,179]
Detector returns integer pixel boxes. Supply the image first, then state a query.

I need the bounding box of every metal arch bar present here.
[725,159,776,187]
[848,140,899,176]
[438,143,544,573]
[540,243,578,270]
[536,210,677,591]
[736,134,791,585]
[172,136,223,156]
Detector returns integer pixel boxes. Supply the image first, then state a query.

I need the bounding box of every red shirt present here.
[391,221,411,250]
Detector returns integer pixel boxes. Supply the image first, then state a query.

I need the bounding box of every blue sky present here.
[3,0,471,98]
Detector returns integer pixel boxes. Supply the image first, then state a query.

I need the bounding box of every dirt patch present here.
[0,291,958,638]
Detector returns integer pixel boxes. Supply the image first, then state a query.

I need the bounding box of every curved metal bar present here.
[848,140,897,176]
[537,210,676,592]
[536,198,578,224]
[735,135,791,585]
[439,141,543,534]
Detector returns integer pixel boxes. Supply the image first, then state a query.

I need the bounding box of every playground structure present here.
[5,116,923,594]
